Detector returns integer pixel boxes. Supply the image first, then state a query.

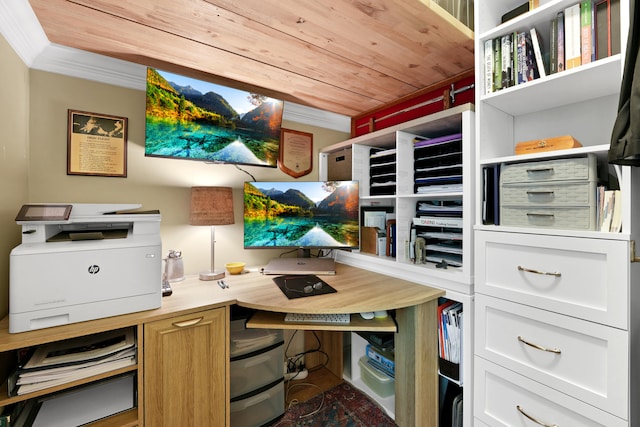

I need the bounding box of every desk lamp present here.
[190,186,234,281]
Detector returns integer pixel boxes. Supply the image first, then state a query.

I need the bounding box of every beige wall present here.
[25,70,349,287]
[0,36,30,318]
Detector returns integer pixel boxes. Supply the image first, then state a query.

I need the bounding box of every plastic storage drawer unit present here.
[230,379,285,427]
[230,342,285,399]
[230,319,283,358]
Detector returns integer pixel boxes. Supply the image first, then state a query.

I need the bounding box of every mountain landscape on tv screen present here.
[145,68,283,167]
[244,182,359,248]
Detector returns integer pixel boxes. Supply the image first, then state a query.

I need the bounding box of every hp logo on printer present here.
[88,265,100,275]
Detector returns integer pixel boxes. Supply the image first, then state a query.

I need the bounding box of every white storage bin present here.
[230,342,284,399]
[230,379,285,427]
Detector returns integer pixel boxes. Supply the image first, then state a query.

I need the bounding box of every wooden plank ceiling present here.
[28,0,474,117]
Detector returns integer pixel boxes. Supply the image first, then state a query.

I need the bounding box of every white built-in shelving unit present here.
[474,0,639,425]
[319,103,475,426]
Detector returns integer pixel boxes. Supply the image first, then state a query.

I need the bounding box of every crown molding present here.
[0,1,350,133]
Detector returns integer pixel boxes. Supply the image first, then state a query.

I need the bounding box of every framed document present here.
[67,110,128,177]
[278,129,313,178]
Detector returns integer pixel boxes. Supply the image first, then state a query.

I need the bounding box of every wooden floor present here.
[284,366,343,407]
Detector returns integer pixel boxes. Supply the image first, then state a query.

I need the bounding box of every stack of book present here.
[484,0,620,95]
[8,329,136,397]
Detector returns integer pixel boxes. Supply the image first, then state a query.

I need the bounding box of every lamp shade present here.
[189,187,235,226]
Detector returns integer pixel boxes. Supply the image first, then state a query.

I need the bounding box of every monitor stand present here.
[297,248,311,258]
[263,251,336,276]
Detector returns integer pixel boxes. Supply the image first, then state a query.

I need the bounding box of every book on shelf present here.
[595,0,621,59]
[501,34,514,88]
[524,31,539,81]
[549,15,559,74]
[484,38,494,94]
[581,0,594,64]
[610,0,621,55]
[386,219,397,258]
[493,37,502,91]
[595,0,610,59]
[530,27,547,77]
[565,3,582,69]
[516,32,527,84]
[557,10,566,72]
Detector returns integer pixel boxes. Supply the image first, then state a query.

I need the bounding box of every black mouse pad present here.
[273,275,337,299]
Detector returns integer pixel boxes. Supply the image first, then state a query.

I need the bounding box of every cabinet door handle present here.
[518,336,561,354]
[517,265,561,277]
[516,405,558,427]
[172,317,204,328]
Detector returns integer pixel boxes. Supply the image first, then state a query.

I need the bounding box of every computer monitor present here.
[243,180,359,256]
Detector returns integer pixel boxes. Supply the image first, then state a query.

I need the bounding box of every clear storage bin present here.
[359,356,395,397]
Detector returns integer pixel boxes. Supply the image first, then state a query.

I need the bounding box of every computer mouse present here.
[360,312,375,320]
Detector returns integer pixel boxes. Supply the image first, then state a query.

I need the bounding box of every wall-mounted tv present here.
[145,68,284,167]
[244,181,359,252]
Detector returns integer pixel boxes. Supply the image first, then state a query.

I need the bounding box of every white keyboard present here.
[284,313,350,324]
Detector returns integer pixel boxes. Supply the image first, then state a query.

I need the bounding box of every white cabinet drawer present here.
[474,357,627,427]
[475,294,628,417]
[475,230,628,328]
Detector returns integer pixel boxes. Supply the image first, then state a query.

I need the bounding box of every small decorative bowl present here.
[225,262,245,275]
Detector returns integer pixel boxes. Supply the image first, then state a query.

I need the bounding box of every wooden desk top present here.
[228,262,444,314]
[0,262,444,350]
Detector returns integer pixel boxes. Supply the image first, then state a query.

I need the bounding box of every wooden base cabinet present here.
[144,307,228,427]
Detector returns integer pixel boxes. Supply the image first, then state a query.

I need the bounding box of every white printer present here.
[9,203,162,333]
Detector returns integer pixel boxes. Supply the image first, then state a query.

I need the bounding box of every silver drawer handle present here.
[526,167,554,173]
[517,265,561,277]
[517,335,561,354]
[517,405,558,427]
[172,317,204,328]
[526,213,554,218]
[526,191,554,195]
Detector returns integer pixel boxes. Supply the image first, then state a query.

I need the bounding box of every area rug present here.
[271,382,397,427]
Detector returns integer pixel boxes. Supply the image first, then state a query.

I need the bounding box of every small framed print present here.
[67,110,128,177]
[278,129,313,178]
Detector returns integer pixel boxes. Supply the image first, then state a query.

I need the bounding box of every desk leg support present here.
[304,330,343,379]
[395,300,438,427]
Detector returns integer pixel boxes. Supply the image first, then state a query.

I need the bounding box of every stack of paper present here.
[9,329,136,396]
